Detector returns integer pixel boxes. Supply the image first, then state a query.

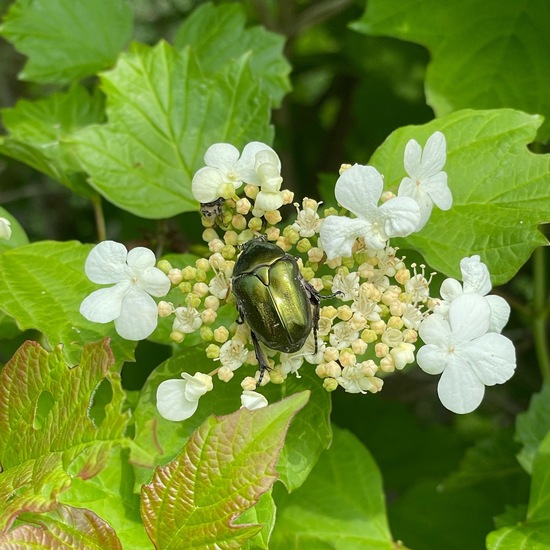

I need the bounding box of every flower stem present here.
[533,246,550,381]
[91,195,106,242]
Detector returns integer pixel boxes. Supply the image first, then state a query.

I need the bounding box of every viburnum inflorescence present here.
[80,135,516,420]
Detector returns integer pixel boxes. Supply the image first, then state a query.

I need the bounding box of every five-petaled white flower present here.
[0,217,11,240]
[398,131,452,230]
[241,390,268,410]
[319,164,421,260]
[156,372,213,421]
[80,240,171,340]
[417,293,516,414]
[435,255,510,333]
[191,141,276,203]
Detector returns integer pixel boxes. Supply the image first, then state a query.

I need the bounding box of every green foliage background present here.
[0,0,549,549]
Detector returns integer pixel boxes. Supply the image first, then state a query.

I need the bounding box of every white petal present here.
[85,241,129,284]
[80,284,127,323]
[0,217,12,240]
[448,293,491,343]
[439,278,463,302]
[181,372,213,401]
[379,196,421,237]
[419,312,452,347]
[204,143,239,171]
[115,286,159,340]
[460,255,492,296]
[437,355,485,414]
[255,190,284,211]
[319,216,372,259]
[423,171,452,210]
[156,379,199,421]
[419,131,446,177]
[241,390,268,410]
[127,247,156,271]
[191,166,227,203]
[239,142,277,184]
[403,138,422,176]
[464,332,516,386]
[138,267,171,297]
[334,164,382,218]
[417,344,448,375]
[486,295,511,332]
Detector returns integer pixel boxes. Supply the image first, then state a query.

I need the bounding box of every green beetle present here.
[232,237,337,383]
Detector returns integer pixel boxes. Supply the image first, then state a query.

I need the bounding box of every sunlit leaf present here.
[369,109,550,284]
[72,41,273,218]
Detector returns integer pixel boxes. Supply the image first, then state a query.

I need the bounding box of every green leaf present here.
[353,0,550,143]
[0,505,123,549]
[487,431,550,549]
[369,108,550,284]
[271,426,394,550]
[0,84,104,196]
[131,348,331,493]
[0,241,136,365]
[516,384,550,474]
[140,392,309,549]
[0,340,129,531]
[174,2,291,107]
[59,448,151,550]
[0,0,133,84]
[72,41,274,219]
[0,206,28,252]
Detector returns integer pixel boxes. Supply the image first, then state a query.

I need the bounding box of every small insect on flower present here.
[199,197,225,224]
[231,237,340,385]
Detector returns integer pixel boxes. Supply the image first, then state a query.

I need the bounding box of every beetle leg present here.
[250,330,271,385]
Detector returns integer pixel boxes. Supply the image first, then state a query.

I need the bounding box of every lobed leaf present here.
[0,504,123,549]
[271,426,394,549]
[72,41,274,218]
[0,0,133,84]
[354,0,550,142]
[141,392,309,549]
[369,108,550,284]
[174,2,291,107]
[0,240,136,365]
[0,339,129,531]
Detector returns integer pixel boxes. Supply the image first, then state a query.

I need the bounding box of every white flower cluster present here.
[78,134,516,422]
[319,131,452,260]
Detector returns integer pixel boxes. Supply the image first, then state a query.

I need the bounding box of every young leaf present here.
[0,84,104,197]
[72,41,273,219]
[516,384,550,474]
[353,0,550,142]
[0,241,136,366]
[369,108,550,285]
[0,0,133,84]
[271,426,394,549]
[487,431,550,549]
[140,392,309,549]
[174,2,291,107]
[0,339,129,531]
[0,505,122,549]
